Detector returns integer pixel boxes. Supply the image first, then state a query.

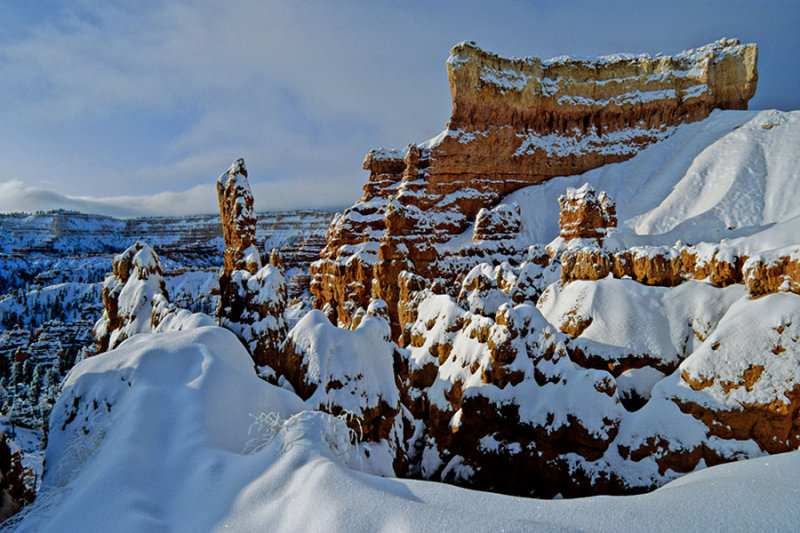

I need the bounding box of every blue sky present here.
[0,0,798,217]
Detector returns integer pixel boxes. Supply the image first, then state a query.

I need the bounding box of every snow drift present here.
[11,327,800,532]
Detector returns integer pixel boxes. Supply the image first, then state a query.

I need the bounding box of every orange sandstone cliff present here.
[310,39,758,336]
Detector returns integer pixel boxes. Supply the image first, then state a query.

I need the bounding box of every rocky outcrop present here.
[264,301,409,471]
[92,242,171,353]
[216,159,288,368]
[558,237,800,299]
[743,251,800,298]
[396,275,624,497]
[92,242,212,353]
[673,293,800,455]
[473,203,521,243]
[217,159,260,277]
[557,184,616,243]
[311,39,758,335]
[379,262,800,496]
[546,186,800,297]
[0,432,35,522]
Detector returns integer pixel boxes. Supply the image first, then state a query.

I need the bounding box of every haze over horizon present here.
[1,0,798,218]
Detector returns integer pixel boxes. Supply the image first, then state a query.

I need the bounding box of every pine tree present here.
[0,353,9,379]
[10,361,18,395]
[27,378,40,404]
[38,394,54,447]
[44,367,59,388]
[31,364,42,389]
[22,359,32,383]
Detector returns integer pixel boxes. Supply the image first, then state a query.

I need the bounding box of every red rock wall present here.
[558,244,800,299]
[311,39,758,335]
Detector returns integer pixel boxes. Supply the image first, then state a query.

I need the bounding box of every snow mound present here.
[12,327,800,532]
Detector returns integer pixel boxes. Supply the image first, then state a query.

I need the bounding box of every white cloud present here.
[0,177,349,218]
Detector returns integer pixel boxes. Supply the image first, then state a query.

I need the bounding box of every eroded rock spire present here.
[216,158,287,368]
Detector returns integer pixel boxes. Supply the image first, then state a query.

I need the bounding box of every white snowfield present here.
[478,109,800,254]
[11,326,800,533]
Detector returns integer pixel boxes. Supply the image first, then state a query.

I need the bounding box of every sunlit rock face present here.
[216,159,287,367]
[217,158,260,277]
[552,187,800,295]
[311,39,758,335]
[557,184,616,244]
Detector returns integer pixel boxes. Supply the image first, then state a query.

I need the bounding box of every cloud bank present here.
[0,178,348,218]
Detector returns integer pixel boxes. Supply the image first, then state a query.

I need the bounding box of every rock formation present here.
[216,159,288,368]
[92,242,171,353]
[550,189,800,296]
[278,302,405,456]
[376,256,798,496]
[311,38,758,335]
[399,283,623,496]
[557,184,616,243]
[212,40,795,500]
[473,203,521,243]
[92,242,213,353]
[0,432,35,522]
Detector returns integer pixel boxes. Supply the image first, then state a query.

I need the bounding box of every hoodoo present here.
[216,158,288,368]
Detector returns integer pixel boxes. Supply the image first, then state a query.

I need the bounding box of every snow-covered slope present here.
[444,109,800,254]
[10,328,800,532]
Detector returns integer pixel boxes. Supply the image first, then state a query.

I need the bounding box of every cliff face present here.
[311,39,758,334]
[0,208,332,270]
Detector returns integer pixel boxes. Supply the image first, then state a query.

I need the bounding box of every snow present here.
[286,309,399,415]
[4,55,800,532]
[538,278,744,371]
[675,292,800,408]
[616,366,667,402]
[11,327,800,532]
[473,110,800,255]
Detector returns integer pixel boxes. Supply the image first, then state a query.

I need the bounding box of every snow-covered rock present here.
[311,39,758,333]
[92,242,214,353]
[216,159,288,367]
[276,303,405,470]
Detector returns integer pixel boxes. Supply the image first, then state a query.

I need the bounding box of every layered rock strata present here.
[216,159,288,367]
[311,39,758,335]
